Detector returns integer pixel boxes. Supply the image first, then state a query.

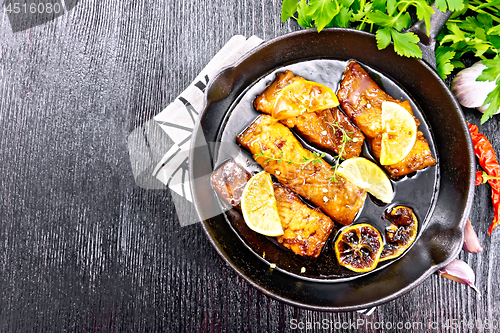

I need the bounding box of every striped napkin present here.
[128,35,263,226]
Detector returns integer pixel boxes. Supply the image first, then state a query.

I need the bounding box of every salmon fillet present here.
[273,183,335,257]
[210,159,335,257]
[254,70,364,159]
[337,61,436,178]
[237,114,366,225]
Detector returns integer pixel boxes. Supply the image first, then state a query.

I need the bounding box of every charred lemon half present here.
[334,223,383,273]
[379,206,418,262]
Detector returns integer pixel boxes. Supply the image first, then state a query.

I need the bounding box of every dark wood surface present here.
[1,1,498,332]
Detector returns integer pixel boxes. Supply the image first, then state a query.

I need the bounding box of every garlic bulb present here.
[451,61,500,115]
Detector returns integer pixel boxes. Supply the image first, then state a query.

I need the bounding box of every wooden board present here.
[0,0,498,331]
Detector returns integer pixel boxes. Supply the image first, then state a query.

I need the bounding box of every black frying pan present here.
[189,25,475,310]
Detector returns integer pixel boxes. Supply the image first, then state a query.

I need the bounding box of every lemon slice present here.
[241,171,283,236]
[272,78,339,120]
[380,101,417,165]
[337,157,393,203]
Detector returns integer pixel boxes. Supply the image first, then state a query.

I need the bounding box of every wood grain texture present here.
[0,0,498,332]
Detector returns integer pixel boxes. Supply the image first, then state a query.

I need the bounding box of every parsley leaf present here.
[387,0,397,15]
[437,8,500,81]
[297,0,314,28]
[281,0,298,23]
[376,27,392,49]
[480,81,500,124]
[436,46,456,79]
[441,22,466,44]
[490,35,500,52]
[478,58,500,124]
[351,2,373,23]
[477,58,500,82]
[435,0,466,12]
[489,25,500,35]
[332,6,353,28]
[367,10,396,28]
[390,29,422,58]
[309,0,339,32]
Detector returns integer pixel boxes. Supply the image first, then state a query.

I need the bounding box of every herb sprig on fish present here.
[326,120,357,182]
[255,149,325,170]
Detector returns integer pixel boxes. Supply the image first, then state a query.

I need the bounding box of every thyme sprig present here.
[327,120,358,182]
[255,149,325,170]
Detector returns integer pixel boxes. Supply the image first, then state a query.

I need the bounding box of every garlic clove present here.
[452,61,499,114]
[463,219,483,253]
[438,259,481,297]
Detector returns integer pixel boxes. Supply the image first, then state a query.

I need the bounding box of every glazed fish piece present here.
[210,158,251,210]
[273,182,335,257]
[254,70,364,159]
[237,114,366,225]
[337,61,436,178]
[210,158,335,257]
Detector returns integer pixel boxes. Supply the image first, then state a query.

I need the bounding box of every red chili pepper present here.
[476,171,484,186]
[468,123,500,235]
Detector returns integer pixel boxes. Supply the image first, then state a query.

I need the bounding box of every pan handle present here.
[406,5,453,69]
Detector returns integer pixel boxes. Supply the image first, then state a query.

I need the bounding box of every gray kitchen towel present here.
[154,35,263,201]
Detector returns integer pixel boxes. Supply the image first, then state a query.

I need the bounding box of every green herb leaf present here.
[278,0,494,78]
[387,0,397,15]
[376,27,392,49]
[478,58,500,124]
[488,25,500,36]
[281,0,298,22]
[338,0,355,7]
[490,35,500,53]
[371,0,387,12]
[351,2,373,22]
[480,81,500,124]
[394,12,412,31]
[332,7,353,28]
[434,0,448,12]
[441,23,466,44]
[477,58,500,82]
[391,29,422,58]
[461,15,483,32]
[367,10,395,28]
[451,59,465,69]
[297,0,314,27]
[436,4,500,83]
[436,46,456,79]
[296,0,311,27]
[309,0,339,32]
[477,13,493,29]
[435,0,466,12]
